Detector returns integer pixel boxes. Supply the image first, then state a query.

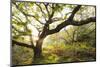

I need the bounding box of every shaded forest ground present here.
[12,41,96,65]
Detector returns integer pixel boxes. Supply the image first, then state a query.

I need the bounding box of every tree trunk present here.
[32,25,48,63]
[33,37,45,61]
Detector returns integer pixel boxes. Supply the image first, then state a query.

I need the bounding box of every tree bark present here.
[33,36,46,62]
[34,39,43,58]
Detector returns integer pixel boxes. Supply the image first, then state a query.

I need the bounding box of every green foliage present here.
[54,4,66,12]
[12,40,95,65]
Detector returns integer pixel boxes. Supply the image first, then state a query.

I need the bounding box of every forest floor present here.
[12,42,96,65]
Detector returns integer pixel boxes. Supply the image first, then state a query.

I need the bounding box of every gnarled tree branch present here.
[47,17,96,35]
[71,17,96,26]
[12,40,33,49]
[68,5,81,20]
[46,5,95,35]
